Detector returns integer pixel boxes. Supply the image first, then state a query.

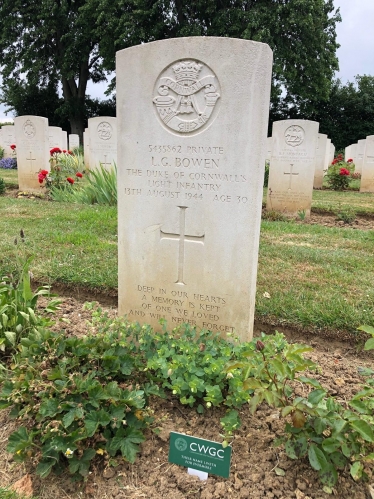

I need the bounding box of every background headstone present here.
[360,135,374,192]
[324,138,331,171]
[329,142,335,163]
[116,37,273,340]
[87,117,117,169]
[61,131,68,151]
[83,129,90,168]
[355,139,366,175]
[14,115,49,191]
[314,133,328,189]
[266,120,319,217]
[69,134,80,149]
[49,126,63,150]
[350,143,357,163]
[345,144,352,162]
[1,124,16,158]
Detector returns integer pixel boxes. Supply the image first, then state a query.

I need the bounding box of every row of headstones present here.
[265,120,374,217]
[0,123,80,158]
[0,116,118,190]
[345,137,374,192]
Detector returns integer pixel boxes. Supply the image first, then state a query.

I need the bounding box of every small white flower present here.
[64,448,74,457]
[263,292,271,299]
[226,372,234,379]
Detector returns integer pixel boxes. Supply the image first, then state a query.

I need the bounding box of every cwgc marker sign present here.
[169,432,232,478]
[266,120,319,217]
[116,37,272,340]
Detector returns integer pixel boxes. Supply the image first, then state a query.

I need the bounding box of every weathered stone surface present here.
[314,133,328,189]
[1,124,16,158]
[14,115,49,191]
[69,133,80,149]
[360,135,374,192]
[87,117,117,169]
[116,37,272,340]
[266,119,319,217]
[48,126,63,149]
[355,139,366,175]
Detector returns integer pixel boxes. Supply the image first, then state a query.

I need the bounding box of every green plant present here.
[0,232,60,353]
[336,205,356,224]
[0,487,38,499]
[0,320,159,480]
[0,177,5,195]
[50,163,117,205]
[38,149,84,190]
[297,209,306,221]
[0,146,4,160]
[325,154,355,190]
[228,333,374,492]
[262,209,288,222]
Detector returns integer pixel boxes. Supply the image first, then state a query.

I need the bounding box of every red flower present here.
[76,172,83,178]
[38,178,44,184]
[50,147,62,156]
[68,150,74,155]
[62,149,67,153]
[331,159,338,165]
[41,170,49,175]
[347,158,353,163]
[339,168,350,176]
[67,177,75,184]
[10,144,16,150]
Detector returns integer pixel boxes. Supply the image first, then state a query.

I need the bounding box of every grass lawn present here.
[0,168,18,188]
[1,172,373,335]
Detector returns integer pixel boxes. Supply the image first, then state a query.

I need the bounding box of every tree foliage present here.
[313,76,374,150]
[0,0,341,137]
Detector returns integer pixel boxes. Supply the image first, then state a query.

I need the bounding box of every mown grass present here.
[0,168,18,188]
[1,191,373,334]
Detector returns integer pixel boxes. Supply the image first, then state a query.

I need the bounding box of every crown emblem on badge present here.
[172,61,202,83]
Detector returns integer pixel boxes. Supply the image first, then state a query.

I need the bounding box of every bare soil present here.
[1,295,374,499]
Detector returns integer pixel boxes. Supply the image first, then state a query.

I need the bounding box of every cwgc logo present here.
[175,437,188,452]
[23,120,36,138]
[153,59,220,134]
[285,125,304,147]
[97,122,112,140]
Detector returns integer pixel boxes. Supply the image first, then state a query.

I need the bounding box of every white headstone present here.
[83,129,90,168]
[314,133,328,189]
[69,134,80,149]
[87,117,117,169]
[360,135,374,192]
[266,120,319,217]
[325,138,331,170]
[355,139,366,175]
[61,131,68,151]
[1,124,16,158]
[345,145,352,162]
[329,143,335,164]
[49,126,63,150]
[116,37,273,341]
[14,116,49,191]
[350,143,357,163]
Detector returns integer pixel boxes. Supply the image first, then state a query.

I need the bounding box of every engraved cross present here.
[26,151,37,169]
[160,206,205,285]
[100,154,112,168]
[284,164,299,190]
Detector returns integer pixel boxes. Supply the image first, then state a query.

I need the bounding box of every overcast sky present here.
[1,0,373,122]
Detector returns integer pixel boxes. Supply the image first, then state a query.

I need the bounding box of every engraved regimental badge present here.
[284,125,305,147]
[97,121,113,140]
[153,59,220,134]
[23,119,36,138]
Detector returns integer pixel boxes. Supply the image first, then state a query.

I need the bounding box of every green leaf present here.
[350,461,363,481]
[349,399,371,414]
[308,444,328,471]
[313,417,326,435]
[274,467,285,476]
[118,428,145,463]
[36,459,55,479]
[297,376,322,389]
[364,338,374,351]
[350,419,374,442]
[4,331,16,346]
[242,378,263,390]
[322,437,340,454]
[248,393,263,415]
[7,426,32,453]
[285,437,307,459]
[39,398,60,418]
[308,389,327,405]
[330,451,346,470]
[85,409,111,437]
[358,325,374,336]
[281,406,293,417]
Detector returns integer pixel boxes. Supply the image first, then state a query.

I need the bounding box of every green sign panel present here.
[168,432,232,478]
